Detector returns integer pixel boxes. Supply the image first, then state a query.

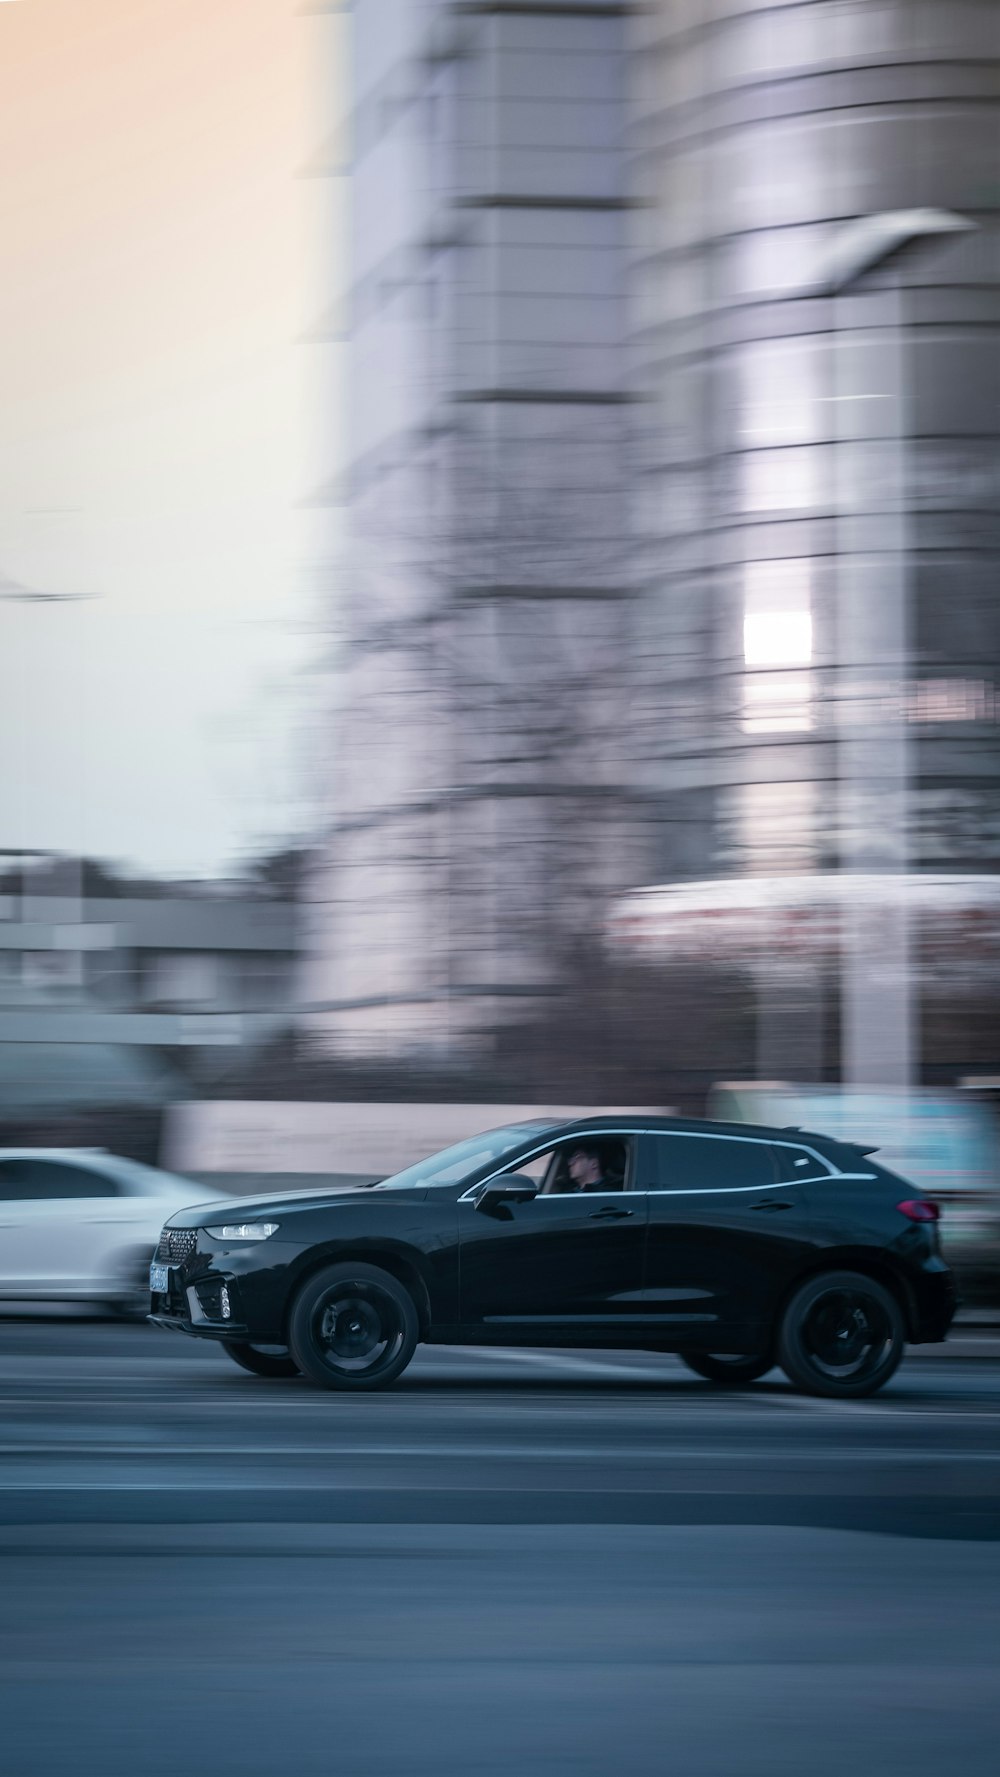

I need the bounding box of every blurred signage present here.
[609,874,1000,977]
[709,1082,1000,1264]
[710,1083,997,1197]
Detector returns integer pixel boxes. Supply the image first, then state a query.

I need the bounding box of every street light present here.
[807,209,976,297]
[808,209,977,1092]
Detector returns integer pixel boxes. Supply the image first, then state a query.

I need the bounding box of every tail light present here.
[897,1199,940,1223]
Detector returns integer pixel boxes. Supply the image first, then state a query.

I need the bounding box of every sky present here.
[0,0,341,876]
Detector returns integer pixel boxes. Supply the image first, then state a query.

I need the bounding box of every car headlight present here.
[205,1222,280,1241]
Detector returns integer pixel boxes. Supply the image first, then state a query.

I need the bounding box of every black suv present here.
[149,1115,956,1398]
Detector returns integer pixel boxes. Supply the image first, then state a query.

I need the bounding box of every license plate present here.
[149,1262,170,1294]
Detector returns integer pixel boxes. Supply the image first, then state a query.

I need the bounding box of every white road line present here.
[0,1401,995,1424]
[464,1350,676,1380]
[1,1479,987,1495]
[1,1444,998,1462]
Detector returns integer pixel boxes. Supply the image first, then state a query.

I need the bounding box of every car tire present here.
[221,1341,301,1379]
[680,1350,775,1384]
[288,1262,419,1391]
[778,1270,905,1398]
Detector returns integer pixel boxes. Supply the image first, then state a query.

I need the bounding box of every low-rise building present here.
[0,858,299,1112]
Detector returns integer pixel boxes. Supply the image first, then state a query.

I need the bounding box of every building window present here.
[737,339,827,447]
[740,447,832,514]
[743,673,814,733]
[22,952,82,991]
[719,780,819,877]
[145,953,221,1008]
[909,680,998,724]
[742,559,814,731]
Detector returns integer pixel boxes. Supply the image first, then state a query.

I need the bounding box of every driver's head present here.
[566,1145,603,1189]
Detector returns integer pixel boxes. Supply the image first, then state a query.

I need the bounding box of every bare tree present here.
[310,410,649,1053]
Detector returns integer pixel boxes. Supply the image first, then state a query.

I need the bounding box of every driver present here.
[565,1143,609,1194]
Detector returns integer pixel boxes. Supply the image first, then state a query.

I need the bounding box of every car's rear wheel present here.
[288,1262,419,1391]
[680,1350,774,1384]
[221,1341,300,1379]
[778,1270,905,1398]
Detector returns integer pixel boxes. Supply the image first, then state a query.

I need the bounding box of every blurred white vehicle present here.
[0,1149,220,1314]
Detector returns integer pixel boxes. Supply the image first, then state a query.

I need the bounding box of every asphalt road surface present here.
[1,1323,998,1777]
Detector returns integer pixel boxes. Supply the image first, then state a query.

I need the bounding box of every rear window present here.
[773,1144,835,1181]
[650,1135,777,1191]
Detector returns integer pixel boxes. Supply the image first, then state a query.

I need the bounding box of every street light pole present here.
[1,572,99,991]
[808,210,977,1092]
[833,271,911,1090]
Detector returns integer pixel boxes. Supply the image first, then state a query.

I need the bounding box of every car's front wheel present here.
[288,1262,419,1391]
[778,1270,905,1398]
[680,1350,775,1384]
[221,1341,300,1379]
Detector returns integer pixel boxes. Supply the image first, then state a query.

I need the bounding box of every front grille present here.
[156,1228,197,1265]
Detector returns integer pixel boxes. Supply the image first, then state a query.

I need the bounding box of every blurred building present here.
[625,0,1000,1082]
[307,0,1000,1066]
[0,857,297,1113]
[303,0,640,1055]
[630,0,1000,886]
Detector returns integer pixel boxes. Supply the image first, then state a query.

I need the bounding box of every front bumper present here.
[148,1226,288,1342]
[148,1310,249,1341]
[149,1257,248,1340]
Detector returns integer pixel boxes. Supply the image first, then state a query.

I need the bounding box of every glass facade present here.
[631,0,1000,884]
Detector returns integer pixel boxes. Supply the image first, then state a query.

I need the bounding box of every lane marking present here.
[3,1481,994,1496]
[0,1398,995,1423]
[471,1350,680,1380]
[1,1444,998,1462]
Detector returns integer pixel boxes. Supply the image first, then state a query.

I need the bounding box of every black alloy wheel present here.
[221,1341,300,1379]
[288,1262,419,1391]
[680,1351,775,1384]
[778,1270,905,1398]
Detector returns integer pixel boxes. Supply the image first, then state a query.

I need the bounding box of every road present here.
[1,1323,998,1777]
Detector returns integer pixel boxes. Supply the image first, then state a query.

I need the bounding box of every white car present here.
[0,1148,221,1315]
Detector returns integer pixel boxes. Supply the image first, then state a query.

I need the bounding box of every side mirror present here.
[475,1175,539,1216]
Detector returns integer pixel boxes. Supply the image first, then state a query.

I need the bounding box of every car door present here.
[640,1132,815,1347]
[457,1136,648,1340]
[0,1158,126,1295]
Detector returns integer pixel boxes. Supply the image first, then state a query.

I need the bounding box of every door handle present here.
[589,1206,634,1220]
[752,1199,794,1212]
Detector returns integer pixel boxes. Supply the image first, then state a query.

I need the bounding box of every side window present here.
[773,1144,833,1182]
[504,1138,634,1194]
[0,1160,118,1201]
[651,1135,777,1191]
[502,1150,552,1185]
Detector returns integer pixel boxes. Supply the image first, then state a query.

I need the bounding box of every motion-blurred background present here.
[2,0,1000,1292]
[3,14,1000,1777]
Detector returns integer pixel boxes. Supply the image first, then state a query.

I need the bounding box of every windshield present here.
[373,1122,561,1190]
[100,1156,181,1194]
